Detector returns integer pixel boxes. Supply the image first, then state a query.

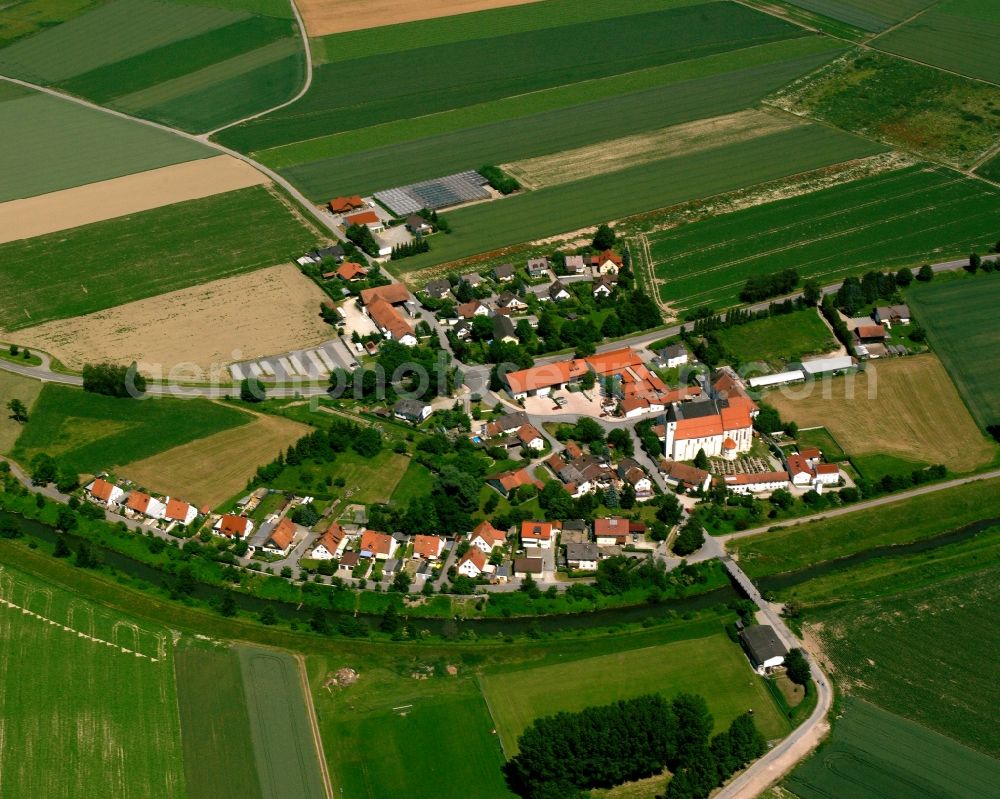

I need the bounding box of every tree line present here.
[504,693,765,798]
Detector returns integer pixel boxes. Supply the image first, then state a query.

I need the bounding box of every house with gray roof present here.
[739,625,788,674]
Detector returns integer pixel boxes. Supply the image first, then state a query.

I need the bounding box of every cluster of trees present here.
[480,164,521,195]
[592,224,617,251]
[345,223,381,256]
[739,268,798,303]
[504,693,765,799]
[820,294,854,354]
[672,517,705,556]
[29,453,78,493]
[684,298,803,367]
[834,269,902,316]
[82,362,146,397]
[417,207,451,234]
[6,398,28,423]
[965,251,999,274]
[253,420,381,485]
[753,402,797,438]
[329,340,458,402]
[7,343,33,361]
[390,236,430,260]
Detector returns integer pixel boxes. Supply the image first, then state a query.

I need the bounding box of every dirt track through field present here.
[767,354,996,473]
[15,264,331,380]
[0,155,268,244]
[297,0,545,36]
[119,411,309,508]
[501,110,799,189]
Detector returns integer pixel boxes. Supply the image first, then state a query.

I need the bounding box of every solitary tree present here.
[967,252,981,274]
[784,647,811,686]
[896,266,913,287]
[917,264,934,282]
[592,223,616,251]
[240,376,266,403]
[802,279,821,306]
[693,448,710,470]
[6,398,28,423]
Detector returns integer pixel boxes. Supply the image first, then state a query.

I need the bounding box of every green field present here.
[480,626,789,754]
[907,274,1000,428]
[779,0,932,31]
[10,384,252,476]
[390,124,883,272]
[388,459,437,507]
[0,88,211,201]
[0,0,100,44]
[0,370,43,454]
[237,646,327,799]
[270,448,411,504]
[772,50,1000,168]
[874,0,1000,84]
[650,165,1000,310]
[794,426,847,461]
[217,1,806,152]
[730,476,1000,577]
[977,150,1000,181]
[0,186,318,330]
[278,49,839,200]
[0,0,303,132]
[715,309,836,366]
[0,561,184,797]
[175,642,262,799]
[785,697,1000,799]
[258,37,841,169]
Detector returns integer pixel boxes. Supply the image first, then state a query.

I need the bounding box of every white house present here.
[125,491,166,521]
[496,292,528,312]
[215,514,253,539]
[360,530,398,560]
[413,534,445,560]
[786,454,814,487]
[521,520,555,549]
[565,542,601,571]
[86,478,125,507]
[394,398,432,423]
[662,344,689,369]
[470,521,506,553]
[617,459,653,500]
[516,423,545,451]
[310,523,347,560]
[457,547,487,577]
[813,463,841,487]
[722,471,790,495]
[163,497,198,526]
[564,255,587,274]
[548,280,571,302]
[261,517,296,557]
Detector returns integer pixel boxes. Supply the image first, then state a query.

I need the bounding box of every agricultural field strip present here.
[389,125,885,272]
[217,2,806,152]
[112,37,298,111]
[872,0,1000,85]
[778,0,934,31]
[282,53,836,200]
[0,89,212,202]
[651,166,1000,305]
[310,0,714,64]
[785,697,1000,799]
[257,37,844,168]
[0,0,250,83]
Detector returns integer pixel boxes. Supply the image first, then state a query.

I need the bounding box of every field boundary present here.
[296,652,335,799]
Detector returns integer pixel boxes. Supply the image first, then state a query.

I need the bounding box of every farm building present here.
[874,304,910,326]
[740,625,788,674]
[374,170,490,215]
[748,370,805,389]
[360,284,417,346]
[854,324,886,344]
[329,196,365,214]
[659,459,712,493]
[344,210,384,232]
[85,478,125,507]
[800,355,854,376]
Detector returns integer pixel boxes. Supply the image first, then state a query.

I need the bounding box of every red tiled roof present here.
[659,460,710,487]
[360,283,410,306]
[414,534,443,558]
[815,463,840,475]
[345,210,380,226]
[723,437,737,450]
[799,447,822,461]
[314,523,344,555]
[787,454,812,476]
[268,517,295,551]
[504,358,589,395]
[585,347,642,376]
[163,498,191,522]
[459,547,487,571]
[337,261,367,281]
[594,517,630,539]
[723,471,789,485]
[88,478,115,502]
[127,491,151,513]
[521,520,556,541]
[472,521,506,547]
[674,416,724,440]
[856,324,886,339]
[218,514,250,537]
[329,195,363,213]
[360,530,393,556]
[496,469,542,492]
[367,296,414,341]
[517,423,543,445]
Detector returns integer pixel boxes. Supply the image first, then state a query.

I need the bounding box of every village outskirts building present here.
[739,625,788,675]
[565,542,602,571]
[309,523,347,560]
[393,398,432,424]
[85,477,125,507]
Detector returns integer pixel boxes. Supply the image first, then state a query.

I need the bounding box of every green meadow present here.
[714,309,836,366]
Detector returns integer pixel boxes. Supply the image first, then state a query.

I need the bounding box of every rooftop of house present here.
[740,624,788,664]
[514,556,543,574]
[565,542,601,561]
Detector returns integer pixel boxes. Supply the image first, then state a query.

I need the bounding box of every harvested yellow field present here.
[502,110,799,189]
[299,0,544,36]
[767,354,995,473]
[119,411,309,508]
[0,155,268,244]
[0,370,42,453]
[15,264,332,381]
